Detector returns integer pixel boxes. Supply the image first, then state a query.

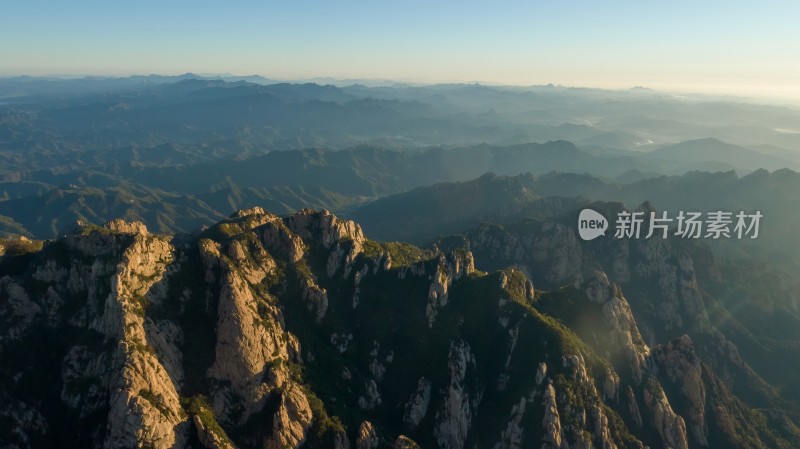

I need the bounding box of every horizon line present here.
[2,71,799,108]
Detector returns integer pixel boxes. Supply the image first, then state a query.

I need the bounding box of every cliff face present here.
[438,206,800,448]
[0,209,796,449]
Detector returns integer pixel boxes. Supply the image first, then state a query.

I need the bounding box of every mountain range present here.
[2,209,798,449]
[2,75,800,449]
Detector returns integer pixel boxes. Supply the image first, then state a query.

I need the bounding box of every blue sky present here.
[2,0,799,98]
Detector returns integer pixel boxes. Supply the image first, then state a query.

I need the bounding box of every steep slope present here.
[436,202,800,431]
[0,209,795,449]
[351,172,606,244]
[353,169,800,257]
[350,173,544,244]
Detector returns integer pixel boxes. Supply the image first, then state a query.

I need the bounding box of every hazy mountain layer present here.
[351,169,800,257]
[3,77,800,176]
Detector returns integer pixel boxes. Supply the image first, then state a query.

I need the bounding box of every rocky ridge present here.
[0,208,796,449]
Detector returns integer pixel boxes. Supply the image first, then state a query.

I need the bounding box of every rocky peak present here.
[356,421,379,449]
[285,208,365,249]
[103,219,149,235]
[642,384,689,449]
[652,335,707,447]
[426,251,476,327]
[434,340,482,449]
[580,271,651,383]
[231,206,268,218]
[0,208,795,449]
[541,382,566,449]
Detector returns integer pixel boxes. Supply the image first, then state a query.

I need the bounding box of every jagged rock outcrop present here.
[0,277,40,343]
[0,209,796,449]
[425,252,475,327]
[589,405,618,449]
[493,395,530,449]
[265,384,313,449]
[198,211,315,446]
[393,435,420,449]
[602,367,620,402]
[0,223,192,448]
[652,335,707,447]
[368,342,386,382]
[356,421,378,449]
[643,385,689,449]
[403,378,432,430]
[536,362,548,386]
[583,271,651,383]
[627,386,643,428]
[434,340,482,449]
[358,379,382,410]
[257,218,306,263]
[300,275,328,323]
[194,414,236,449]
[460,209,714,343]
[541,383,566,449]
[203,246,288,423]
[102,231,189,449]
[103,219,148,236]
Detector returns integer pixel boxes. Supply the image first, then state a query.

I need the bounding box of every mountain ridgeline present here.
[4,76,800,246]
[1,208,797,449]
[5,145,800,248]
[3,75,800,449]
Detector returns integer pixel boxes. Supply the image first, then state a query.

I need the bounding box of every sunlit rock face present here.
[0,211,795,449]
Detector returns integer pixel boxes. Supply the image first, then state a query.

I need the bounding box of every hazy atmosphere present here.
[3,2,800,449]
[4,0,800,101]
